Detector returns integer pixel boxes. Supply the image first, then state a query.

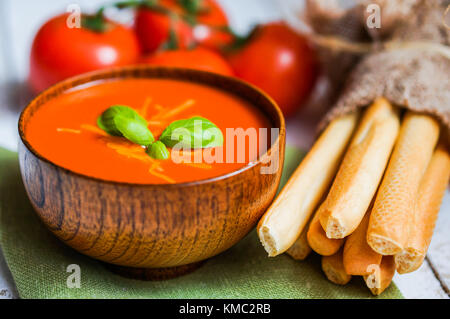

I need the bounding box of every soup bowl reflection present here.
[18,66,285,270]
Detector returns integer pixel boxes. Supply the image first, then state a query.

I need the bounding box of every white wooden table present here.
[0,0,448,299]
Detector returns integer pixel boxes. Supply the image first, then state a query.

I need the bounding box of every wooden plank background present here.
[0,0,448,299]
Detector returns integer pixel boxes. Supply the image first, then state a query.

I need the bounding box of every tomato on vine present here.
[227,23,318,117]
[29,12,140,93]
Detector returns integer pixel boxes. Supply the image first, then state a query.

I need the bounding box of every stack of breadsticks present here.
[258,97,450,295]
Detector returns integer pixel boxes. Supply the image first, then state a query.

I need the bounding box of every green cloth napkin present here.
[0,146,402,299]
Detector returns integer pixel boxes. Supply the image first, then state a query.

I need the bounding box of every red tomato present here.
[140,47,233,76]
[135,3,193,53]
[228,23,317,117]
[134,0,231,53]
[29,14,140,93]
[190,0,233,50]
[192,24,233,51]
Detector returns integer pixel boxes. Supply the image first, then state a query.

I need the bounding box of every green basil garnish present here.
[159,116,223,149]
[97,105,154,146]
[98,105,148,135]
[114,115,154,146]
[147,141,170,160]
[97,105,223,161]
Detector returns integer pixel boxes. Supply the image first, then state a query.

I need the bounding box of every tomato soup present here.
[26,78,271,184]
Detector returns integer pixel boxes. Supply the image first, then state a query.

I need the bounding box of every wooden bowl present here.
[18,66,285,278]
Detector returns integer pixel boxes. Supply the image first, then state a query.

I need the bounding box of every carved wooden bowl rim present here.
[18,65,286,188]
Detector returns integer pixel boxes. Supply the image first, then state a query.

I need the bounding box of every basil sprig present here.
[97,106,223,161]
[114,115,155,146]
[159,116,223,149]
[97,105,154,146]
[147,141,170,160]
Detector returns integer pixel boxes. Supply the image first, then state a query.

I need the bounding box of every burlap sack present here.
[321,49,450,139]
[305,0,450,142]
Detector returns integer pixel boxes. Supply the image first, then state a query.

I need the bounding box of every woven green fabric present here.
[0,146,402,299]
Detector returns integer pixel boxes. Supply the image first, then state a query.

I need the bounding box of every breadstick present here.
[364,256,396,295]
[319,98,400,238]
[258,113,359,256]
[367,112,440,255]
[321,248,352,285]
[395,142,450,273]
[307,205,344,256]
[286,218,312,260]
[343,209,382,275]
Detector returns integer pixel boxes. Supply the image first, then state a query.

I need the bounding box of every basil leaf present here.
[97,116,111,134]
[147,141,169,160]
[97,105,148,136]
[114,115,154,146]
[159,116,223,149]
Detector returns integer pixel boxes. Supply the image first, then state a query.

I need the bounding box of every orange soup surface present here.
[26,79,270,184]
